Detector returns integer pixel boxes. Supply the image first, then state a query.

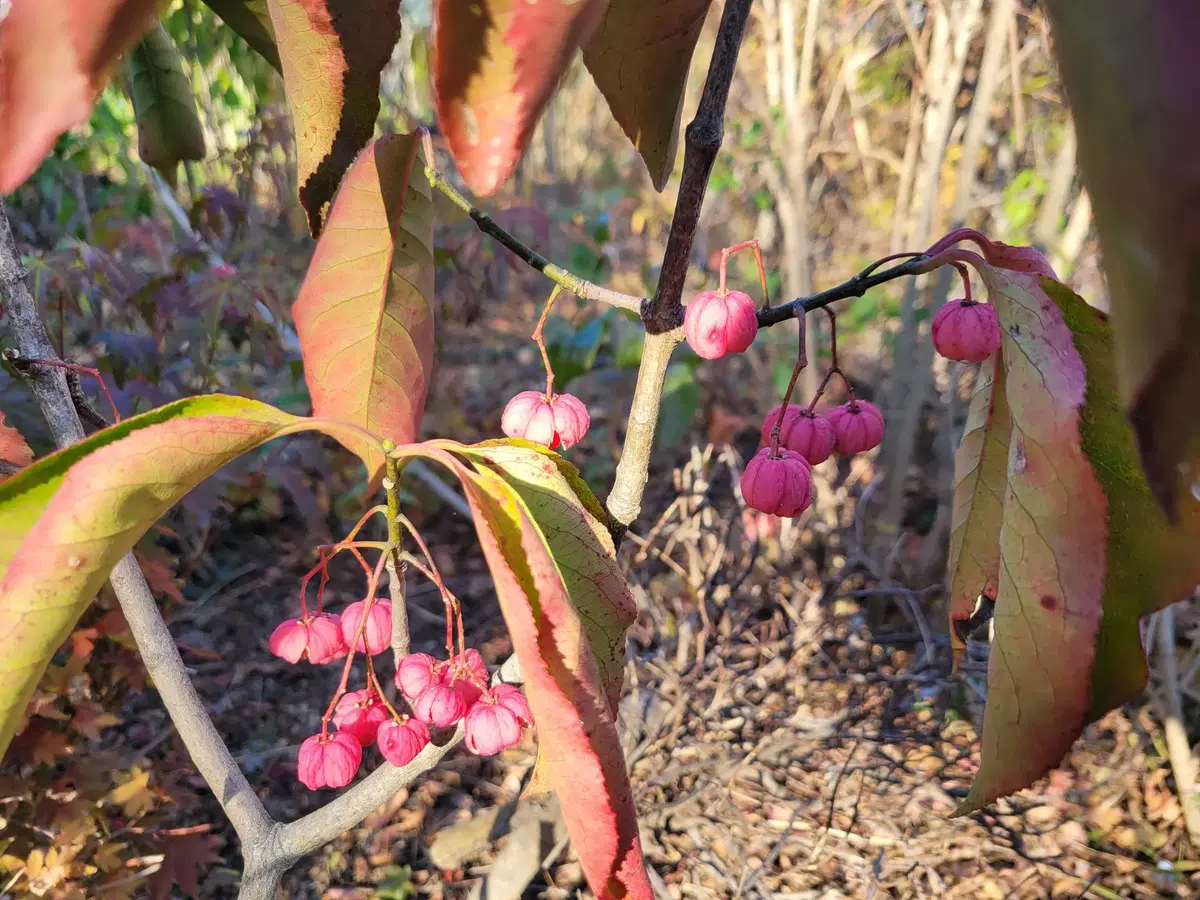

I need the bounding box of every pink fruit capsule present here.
[268,613,347,665]
[501,391,591,449]
[741,447,813,518]
[296,732,362,790]
[395,652,445,701]
[339,599,392,656]
[760,405,836,465]
[413,681,468,727]
[828,400,885,455]
[377,716,431,767]
[931,299,1002,363]
[464,702,523,756]
[490,684,533,727]
[332,689,390,746]
[683,289,759,359]
[445,649,488,705]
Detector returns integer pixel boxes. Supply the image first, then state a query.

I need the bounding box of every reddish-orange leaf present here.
[0,0,163,192]
[0,411,34,482]
[70,628,101,660]
[71,705,120,742]
[583,0,713,190]
[433,0,609,196]
[292,133,436,456]
[30,728,72,767]
[266,0,402,234]
[150,832,223,900]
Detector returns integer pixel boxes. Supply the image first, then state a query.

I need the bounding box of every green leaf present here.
[656,362,699,450]
[582,0,712,190]
[201,0,281,70]
[292,133,436,459]
[266,0,402,234]
[1044,2,1200,518]
[544,313,608,389]
[432,0,609,196]
[129,23,207,184]
[396,441,650,900]
[0,396,382,757]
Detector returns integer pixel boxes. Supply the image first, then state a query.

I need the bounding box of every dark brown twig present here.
[642,0,755,334]
[757,255,932,327]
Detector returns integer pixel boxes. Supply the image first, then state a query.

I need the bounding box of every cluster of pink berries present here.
[270,600,532,790]
[741,399,885,518]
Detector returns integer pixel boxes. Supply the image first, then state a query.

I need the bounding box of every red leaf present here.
[0,0,162,192]
[266,0,402,234]
[292,133,436,454]
[135,549,185,605]
[583,0,713,190]
[70,628,101,659]
[433,0,609,196]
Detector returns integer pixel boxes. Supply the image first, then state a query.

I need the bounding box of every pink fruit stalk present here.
[490,684,533,727]
[464,701,523,756]
[445,649,488,705]
[741,448,813,517]
[501,391,590,449]
[828,400,885,454]
[395,652,445,701]
[339,599,392,655]
[268,613,347,665]
[377,716,431,767]
[683,289,759,359]
[760,404,836,465]
[931,299,1002,363]
[413,681,468,727]
[296,732,362,790]
[332,689,390,746]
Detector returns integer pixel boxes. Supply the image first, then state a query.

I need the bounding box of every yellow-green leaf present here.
[0,396,381,757]
[947,353,1010,664]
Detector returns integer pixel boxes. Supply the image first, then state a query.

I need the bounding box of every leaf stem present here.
[382,449,410,663]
